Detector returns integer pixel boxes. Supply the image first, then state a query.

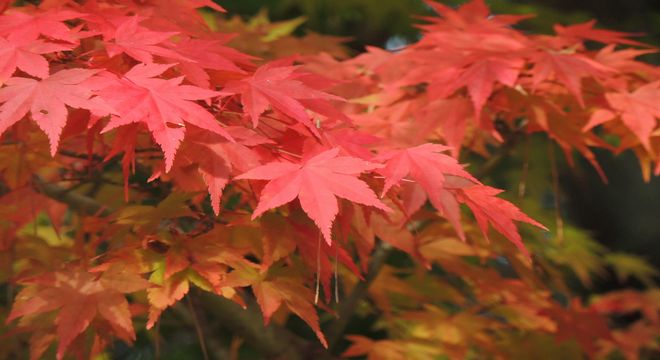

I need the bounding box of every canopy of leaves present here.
[0,1,658,359]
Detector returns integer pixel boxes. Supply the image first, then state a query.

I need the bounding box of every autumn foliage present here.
[0,0,658,359]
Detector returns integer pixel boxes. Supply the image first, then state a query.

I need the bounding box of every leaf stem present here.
[326,241,392,352]
[186,295,210,360]
[548,141,565,244]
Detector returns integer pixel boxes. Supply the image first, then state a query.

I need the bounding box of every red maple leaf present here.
[172,36,252,88]
[153,126,263,215]
[0,9,84,43]
[529,50,612,106]
[97,63,233,171]
[554,20,645,47]
[236,147,390,244]
[420,0,532,33]
[376,143,477,239]
[458,184,547,257]
[0,69,113,155]
[223,62,343,132]
[103,16,189,63]
[451,56,524,120]
[142,0,225,14]
[0,35,74,82]
[418,97,473,157]
[604,81,660,151]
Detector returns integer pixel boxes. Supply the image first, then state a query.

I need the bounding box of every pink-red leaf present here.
[223,62,343,130]
[237,148,390,244]
[459,184,547,257]
[604,81,660,150]
[0,69,113,155]
[97,63,232,171]
[0,35,73,82]
[376,143,477,239]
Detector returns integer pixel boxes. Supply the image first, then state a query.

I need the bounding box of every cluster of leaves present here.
[0,0,658,359]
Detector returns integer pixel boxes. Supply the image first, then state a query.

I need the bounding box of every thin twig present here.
[170,299,230,360]
[186,296,210,360]
[315,233,321,304]
[334,244,339,303]
[326,241,392,352]
[154,320,161,360]
[199,294,307,360]
[547,141,565,243]
[518,137,530,198]
[473,140,518,179]
[473,120,525,179]
[33,176,111,216]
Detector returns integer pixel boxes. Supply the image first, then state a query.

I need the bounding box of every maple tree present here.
[0,0,658,359]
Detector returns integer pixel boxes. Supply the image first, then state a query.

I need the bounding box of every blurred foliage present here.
[221,0,426,48]
[221,0,660,57]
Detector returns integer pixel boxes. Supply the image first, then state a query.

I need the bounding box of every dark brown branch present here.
[171,300,229,360]
[472,120,525,179]
[326,241,392,352]
[186,296,211,360]
[33,177,112,217]
[199,294,309,360]
[473,139,519,179]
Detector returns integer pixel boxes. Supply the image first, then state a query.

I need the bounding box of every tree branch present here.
[326,241,392,352]
[33,177,112,217]
[171,299,230,360]
[472,120,525,179]
[199,293,343,360]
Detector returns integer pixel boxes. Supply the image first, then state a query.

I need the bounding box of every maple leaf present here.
[97,63,233,171]
[147,271,189,329]
[0,35,73,83]
[103,16,189,63]
[603,81,660,150]
[458,184,547,257]
[146,0,225,13]
[417,97,473,158]
[160,126,262,215]
[593,44,657,74]
[421,0,532,32]
[529,50,613,107]
[224,265,328,348]
[541,299,612,356]
[125,0,225,34]
[143,227,258,328]
[554,20,645,47]
[453,56,524,120]
[0,9,84,43]
[376,143,477,239]
[222,62,343,132]
[172,37,252,88]
[591,290,660,323]
[7,268,148,359]
[416,51,524,121]
[236,147,390,244]
[0,69,113,155]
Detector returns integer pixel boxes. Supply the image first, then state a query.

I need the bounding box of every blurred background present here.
[221,0,660,54]
[219,0,660,282]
